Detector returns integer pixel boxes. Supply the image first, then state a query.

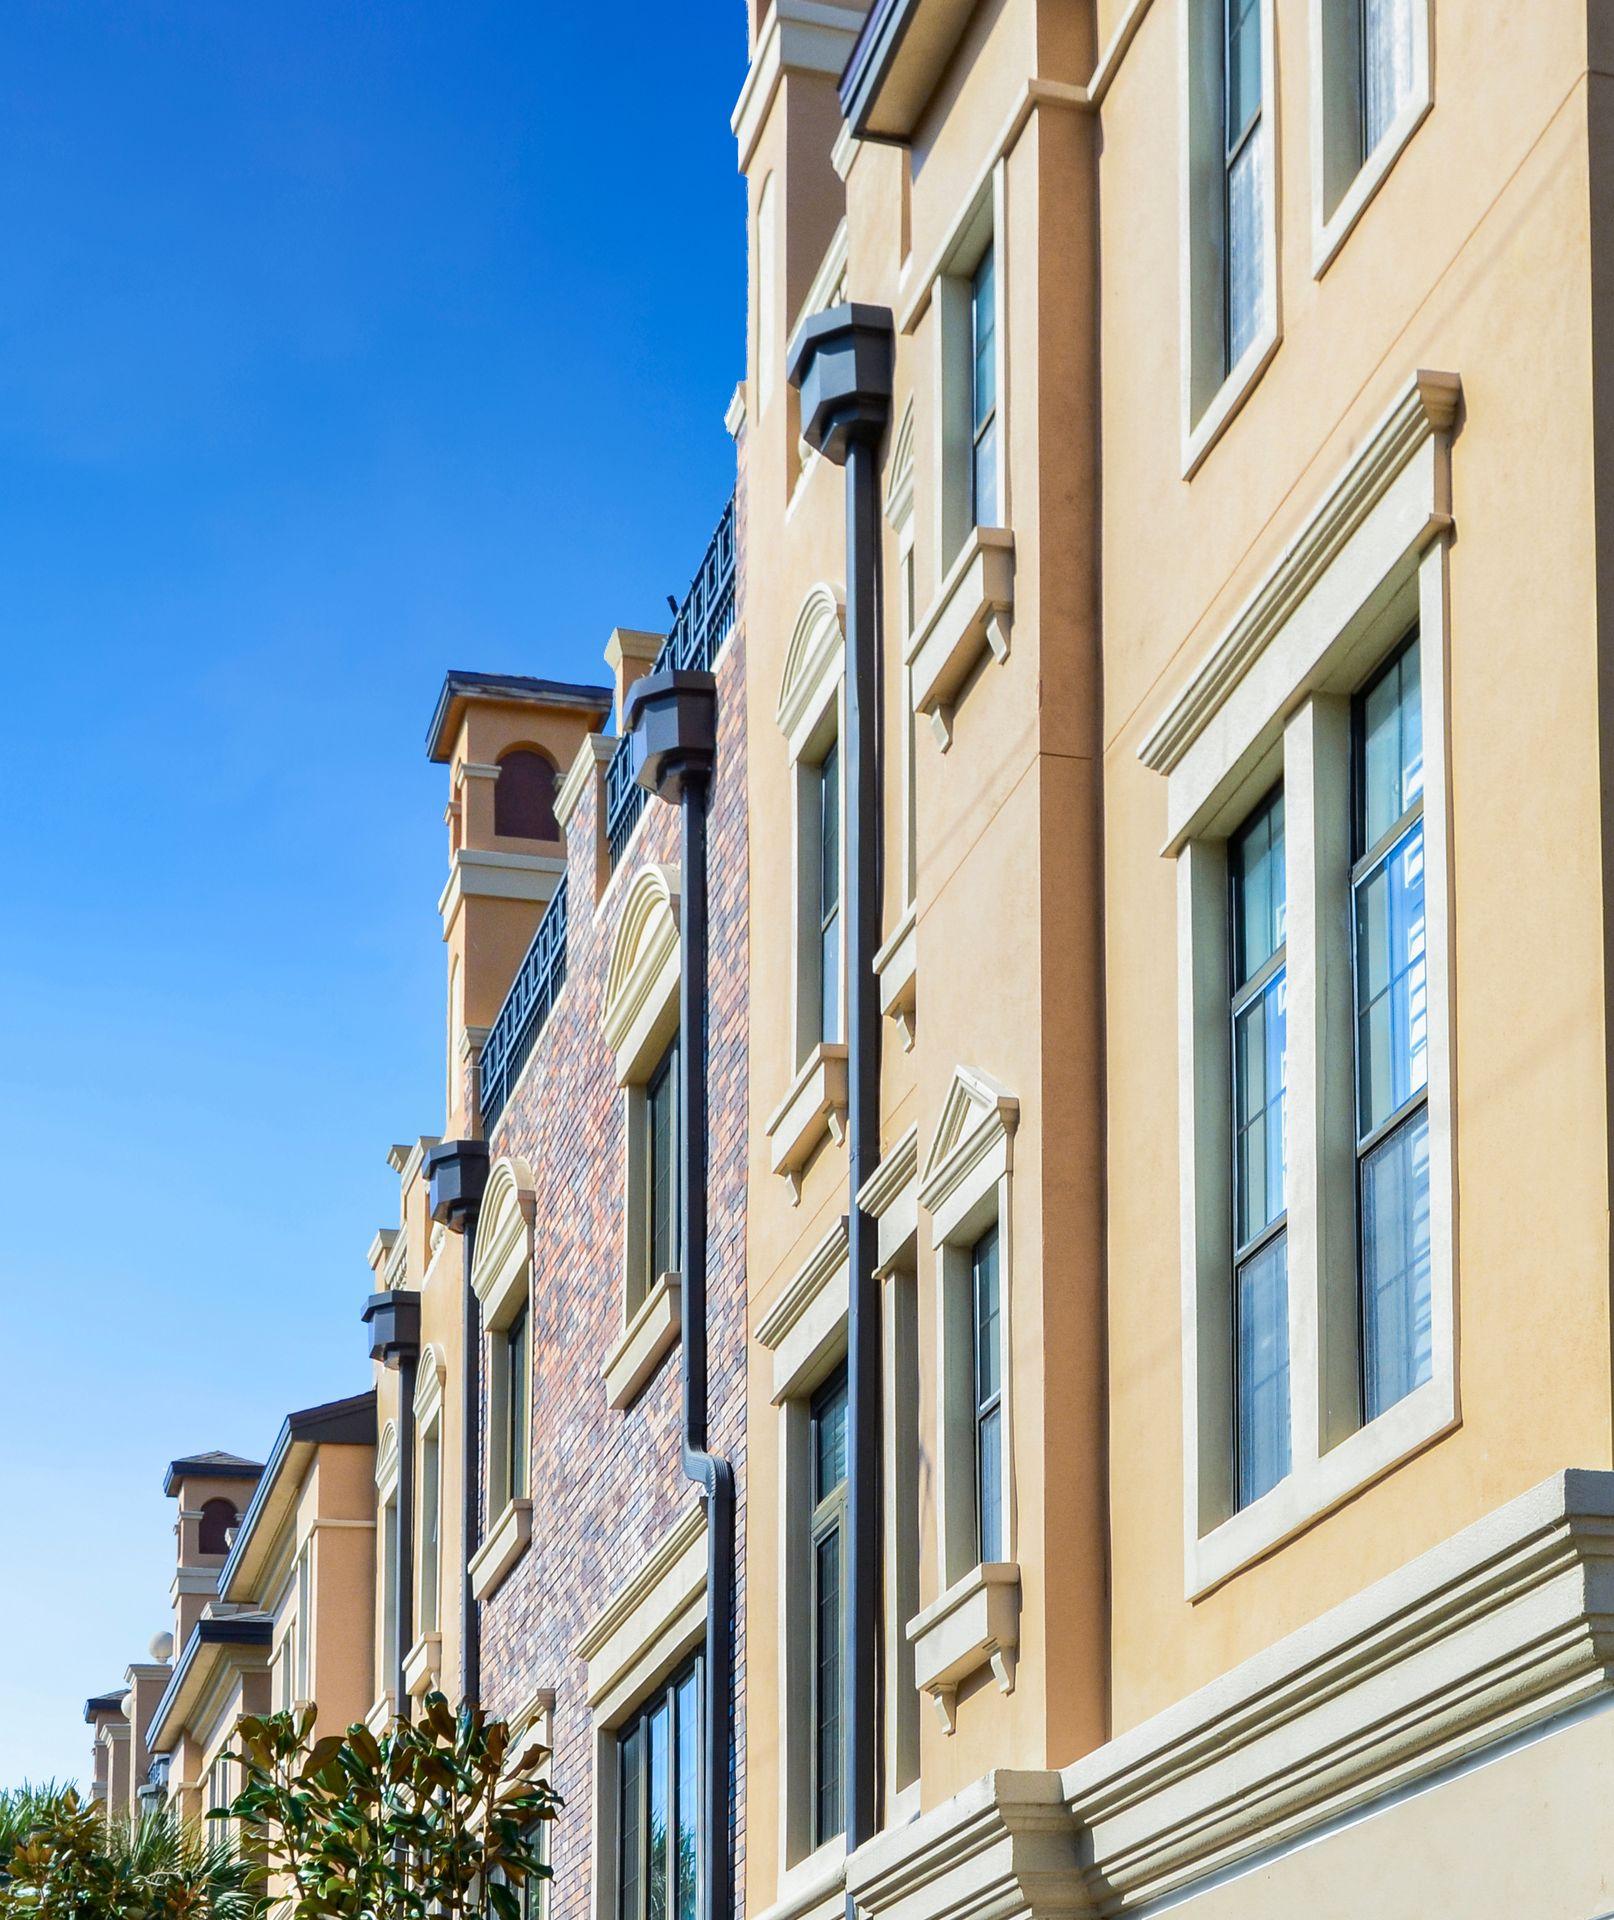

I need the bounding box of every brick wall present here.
[483,448,749,1920]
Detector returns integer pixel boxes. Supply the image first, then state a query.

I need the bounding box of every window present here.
[1352,635,1430,1421]
[1182,0,1277,465]
[1222,0,1265,373]
[495,749,559,841]
[419,1426,441,1637]
[198,1499,238,1556]
[644,1037,681,1291]
[1229,790,1290,1509]
[617,1661,700,1920]
[969,247,998,528]
[379,1495,398,1694]
[808,1369,847,1849]
[493,1822,550,1920]
[971,1227,1004,1560]
[815,742,842,1047]
[1312,0,1430,270]
[294,1550,312,1701]
[499,1302,532,1509]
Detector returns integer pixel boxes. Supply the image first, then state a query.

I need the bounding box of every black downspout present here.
[363,1288,422,1721]
[425,1138,491,1708]
[788,304,895,1873]
[623,666,733,1920]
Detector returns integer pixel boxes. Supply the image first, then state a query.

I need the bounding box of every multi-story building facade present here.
[737,4,1614,1920]
[80,5,1614,1919]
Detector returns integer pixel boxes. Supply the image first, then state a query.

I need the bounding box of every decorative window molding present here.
[884,396,916,535]
[777,584,846,761]
[766,1043,850,1204]
[1140,370,1462,1596]
[1310,0,1433,277]
[1180,0,1282,476]
[859,1125,919,1275]
[471,1157,538,1590]
[403,1631,441,1701]
[907,527,1015,751]
[759,1217,849,1406]
[603,865,682,1084]
[885,399,920,1036]
[374,1420,399,1493]
[604,865,685,1393]
[469,1495,533,1603]
[413,1343,446,1424]
[916,1068,1021,1729]
[577,1503,708,1920]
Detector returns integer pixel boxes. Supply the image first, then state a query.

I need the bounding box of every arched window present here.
[198,1498,238,1555]
[495,749,559,841]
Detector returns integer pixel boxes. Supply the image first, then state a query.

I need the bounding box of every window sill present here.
[1189,1374,1458,1598]
[1182,319,1281,481]
[873,904,917,1051]
[907,1560,1020,1733]
[363,1694,396,1737]
[906,527,1015,749]
[602,1272,682,1411]
[1313,92,1432,279]
[402,1632,441,1698]
[765,1042,849,1202]
[469,1497,533,1602]
[755,1837,846,1920]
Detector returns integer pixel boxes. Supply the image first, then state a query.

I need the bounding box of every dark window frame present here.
[808,1366,848,1849]
[617,1659,702,1920]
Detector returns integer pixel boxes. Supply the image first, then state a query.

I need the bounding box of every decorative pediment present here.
[471,1156,537,1325]
[919,1065,1019,1239]
[603,864,682,1082]
[375,1421,399,1489]
[414,1343,448,1420]
[776,583,845,757]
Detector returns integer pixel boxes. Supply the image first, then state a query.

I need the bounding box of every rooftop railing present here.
[479,873,569,1130]
[604,493,736,867]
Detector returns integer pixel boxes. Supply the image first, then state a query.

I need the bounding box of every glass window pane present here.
[976,1405,1002,1563]
[1359,640,1423,850]
[1361,1106,1433,1418]
[620,1723,644,1920]
[1234,968,1288,1248]
[1225,0,1263,149]
[675,1671,699,1920]
[1226,129,1265,369]
[812,1373,849,1503]
[820,906,841,1046]
[648,1038,680,1283]
[813,1527,842,1844]
[508,1305,529,1501]
[1354,821,1427,1138]
[647,1702,669,1920]
[1363,0,1415,155]
[1230,791,1285,986]
[972,415,998,529]
[972,1227,1001,1407]
[972,248,996,424]
[1235,1230,1290,1507]
[819,744,840,917]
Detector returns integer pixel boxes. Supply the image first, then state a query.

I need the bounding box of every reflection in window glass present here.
[817,743,842,1045]
[618,1662,700,1920]
[972,1227,1003,1562]
[970,246,998,527]
[809,1367,848,1847]
[1362,0,1416,159]
[1224,0,1265,369]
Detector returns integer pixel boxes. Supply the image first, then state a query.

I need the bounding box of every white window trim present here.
[603,863,685,1402]
[931,178,1006,575]
[373,1422,400,1716]
[1141,369,1462,1597]
[1310,0,1433,278]
[471,1159,538,1593]
[759,1219,850,1871]
[412,1349,447,1665]
[577,1502,708,1920]
[1180,0,1282,478]
[914,1067,1021,1730]
[769,583,849,1198]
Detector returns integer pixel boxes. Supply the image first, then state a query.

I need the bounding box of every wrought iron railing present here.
[479,873,569,1130]
[604,493,737,867]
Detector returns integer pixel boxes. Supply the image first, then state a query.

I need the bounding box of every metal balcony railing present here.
[479,873,569,1130]
[604,493,737,867]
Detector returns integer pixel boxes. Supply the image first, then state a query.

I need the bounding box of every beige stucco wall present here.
[1100,0,1614,1731]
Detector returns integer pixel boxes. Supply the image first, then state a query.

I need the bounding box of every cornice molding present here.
[919,1065,1019,1225]
[757,1216,849,1352]
[732,1,870,171]
[1138,370,1460,777]
[556,732,615,832]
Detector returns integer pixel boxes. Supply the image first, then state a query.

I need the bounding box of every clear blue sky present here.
[0,0,746,1786]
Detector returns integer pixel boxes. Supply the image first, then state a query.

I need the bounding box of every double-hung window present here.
[501,1302,531,1507]
[969,246,998,528]
[1352,635,1431,1421]
[645,1036,681,1287]
[618,1661,700,1920]
[419,1426,441,1636]
[971,1227,1003,1561]
[809,1367,848,1848]
[1229,788,1290,1509]
[1223,0,1265,373]
[1359,0,1416,161]
[816,743,842,1047]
